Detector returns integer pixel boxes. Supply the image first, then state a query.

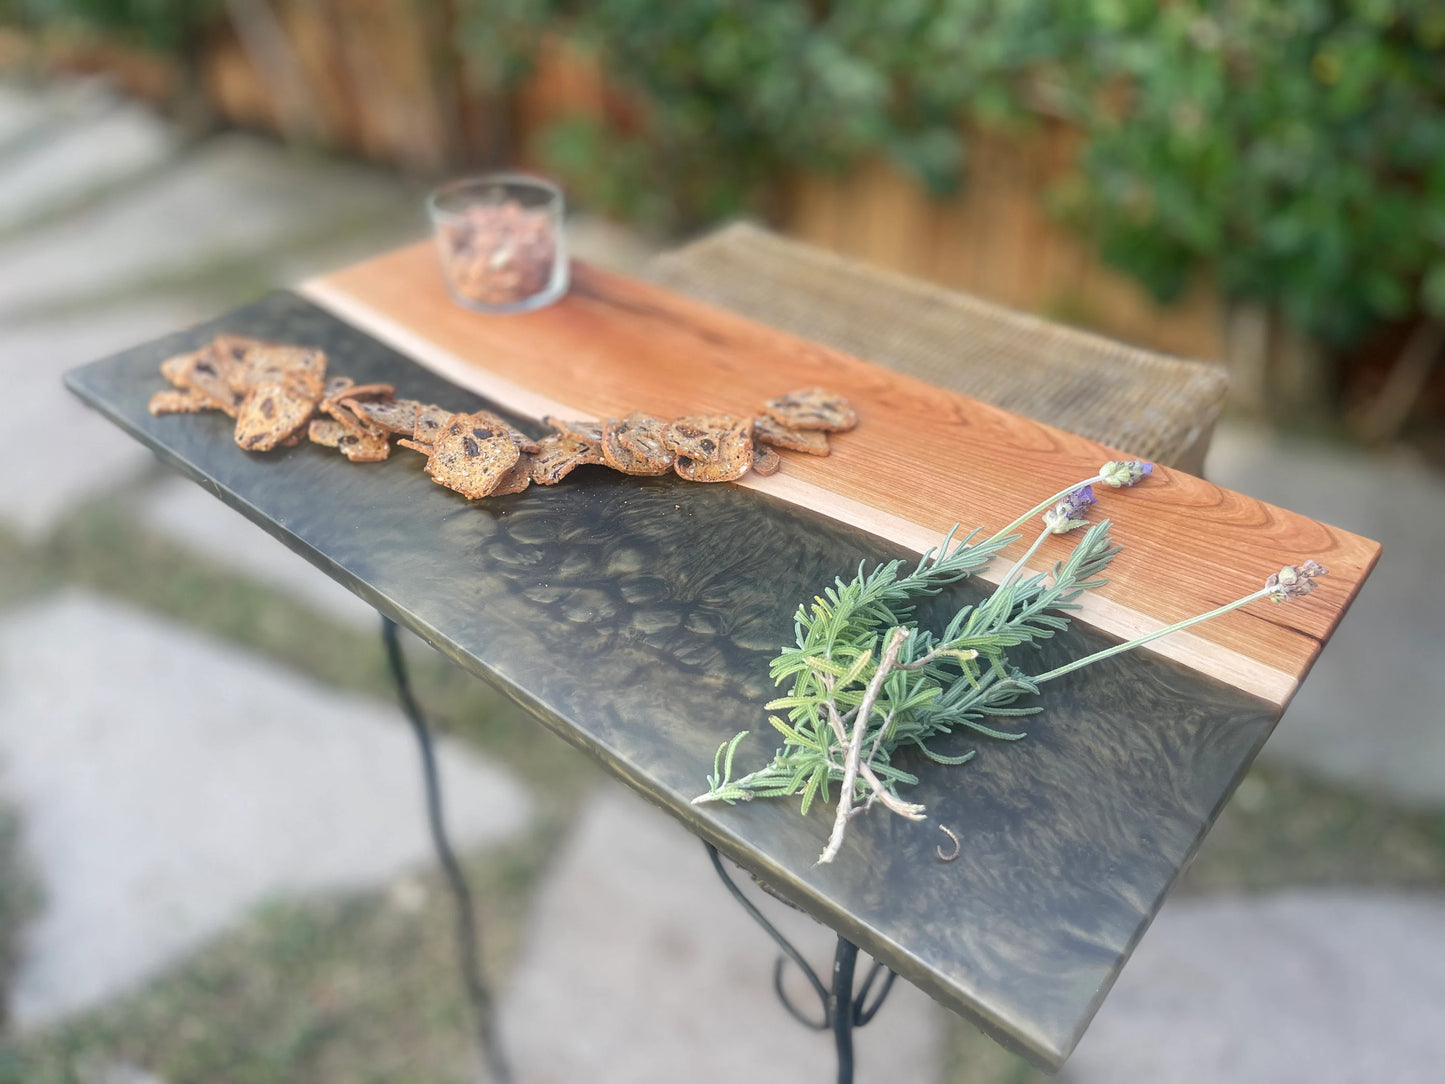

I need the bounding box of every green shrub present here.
[7,0,222,53]
[463,0,1445,347]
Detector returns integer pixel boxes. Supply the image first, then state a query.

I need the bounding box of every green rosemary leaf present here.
[799,766,824,815]
[768,714,823,752]
[914,744,977,766]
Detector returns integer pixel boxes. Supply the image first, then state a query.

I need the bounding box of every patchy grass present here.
[0,801,41,1034]
[1182,762,1445,893]
[941,1024,1054,1084]
[0,820,567,1084]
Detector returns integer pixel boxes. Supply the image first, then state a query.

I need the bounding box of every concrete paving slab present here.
[138,475,379,629]
[0,132,410,317]
[0,78,114,149]
[1206,422,1445,806]
[0,591,533,1028]
[501,785,944,1084]
[0,101,175,231]
[1,303,210,538]
[1062,890,1445,1084]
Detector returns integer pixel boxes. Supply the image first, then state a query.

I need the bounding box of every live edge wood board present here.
[67,244,1378,1072]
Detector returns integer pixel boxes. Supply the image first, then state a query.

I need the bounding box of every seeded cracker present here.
[544,416,604,445]
[321,395,385,441]
[338,429,391,462]
[762,388,857,432]
[665,414,753,483]
[752,445,782,476]
[347,397,421,436]
[510,429,542,454]
[490,453,534,496]
[160,346,245,416]
[336,382,395,402]
[149,388,220,415]
[752,414,830,455]
[415,402,535,454]
[322,375,355,401]
[212,334,279,369]
[308,417,348,447]
[424,411,520,499]
[601,414,673,475]
[234,369,323,452]
[531,433,604,485]
[344,396,419,436]
[230,344,327,392]
[607,411,673,472]
[414,403,453,444]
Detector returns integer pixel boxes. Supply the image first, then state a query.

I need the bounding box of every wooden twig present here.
[818,627,910,864]
[858,759,926,820]
[936,825,961,862]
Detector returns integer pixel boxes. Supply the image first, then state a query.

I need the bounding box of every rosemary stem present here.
[819,627,909,865]
[983,472,1106,548]
[1032,586,1274,684]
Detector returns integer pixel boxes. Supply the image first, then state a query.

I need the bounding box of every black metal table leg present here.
[383,617,512,1084]
[706,843,897,1084]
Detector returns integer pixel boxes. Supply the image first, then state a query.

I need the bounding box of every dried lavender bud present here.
[1100,460,1154,487]
[1265,561,1329,603]
[1041,485,1095,534]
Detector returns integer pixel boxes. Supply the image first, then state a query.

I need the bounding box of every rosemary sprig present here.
[694,461,1330,866]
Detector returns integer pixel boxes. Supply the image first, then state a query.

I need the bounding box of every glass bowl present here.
[427,173,568,314]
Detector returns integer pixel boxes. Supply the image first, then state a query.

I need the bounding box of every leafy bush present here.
[6,0,222,53]
[1056,1,1445,345]
[467,0,1445,346]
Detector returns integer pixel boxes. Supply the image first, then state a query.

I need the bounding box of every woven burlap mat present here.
[646,222,1228,473]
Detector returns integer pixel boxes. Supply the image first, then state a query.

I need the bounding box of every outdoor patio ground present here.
[2,79,1443,1083]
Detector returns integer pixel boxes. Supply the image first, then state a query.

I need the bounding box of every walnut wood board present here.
[303,243,1378,709]
[68,291,1368,1072]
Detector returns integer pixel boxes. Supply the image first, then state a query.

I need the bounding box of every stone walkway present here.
[1,77,1443,1083]
[502,789,943,1084]
[0,593,532,1027]
[1063,891,1445,1084]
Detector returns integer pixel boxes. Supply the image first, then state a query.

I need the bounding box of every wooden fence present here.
[783,128,1224,362]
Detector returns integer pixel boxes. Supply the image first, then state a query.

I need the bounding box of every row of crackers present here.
[149,334,857,500]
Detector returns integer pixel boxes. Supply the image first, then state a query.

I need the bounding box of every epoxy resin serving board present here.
[68,245,1378,1072]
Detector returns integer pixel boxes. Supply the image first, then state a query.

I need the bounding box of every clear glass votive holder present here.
[427,173,568,314]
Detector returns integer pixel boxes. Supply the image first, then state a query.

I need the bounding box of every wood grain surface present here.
[65,293,1288,1069]
[305,243,1380,707]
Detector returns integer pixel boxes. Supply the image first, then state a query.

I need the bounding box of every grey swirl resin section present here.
[66,291,1279,1068]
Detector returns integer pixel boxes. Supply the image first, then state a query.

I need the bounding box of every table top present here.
[646,221,1231,474]
[66,257,1376,1070]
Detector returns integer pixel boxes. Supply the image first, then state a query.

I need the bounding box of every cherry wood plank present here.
[306,243,1379,707]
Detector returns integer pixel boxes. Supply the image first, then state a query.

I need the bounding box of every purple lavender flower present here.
[1063,484,1096,516]
[1265,561,1329,603]
[1100,460,1155,488]
[1041,484,1097,535]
